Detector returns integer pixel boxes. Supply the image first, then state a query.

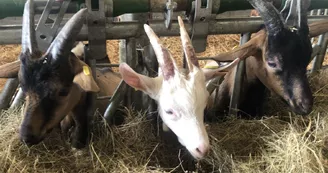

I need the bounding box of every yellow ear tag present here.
[204,65,219,69]
[83,66,90,76]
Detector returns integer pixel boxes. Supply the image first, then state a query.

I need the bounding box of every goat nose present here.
[20,134,40,146]
[196,144,209,157]
[296,99,313,115]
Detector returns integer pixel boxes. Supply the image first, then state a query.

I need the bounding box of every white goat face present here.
[158,68,210,159]
[119,62,210,160]
[119,16,212,159]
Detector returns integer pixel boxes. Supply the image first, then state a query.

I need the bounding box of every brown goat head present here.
[0,0,99,147]
[212,0,328,115]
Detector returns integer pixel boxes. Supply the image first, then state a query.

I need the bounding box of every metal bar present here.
[10,88,25,109]
[97,96,112,100]
[311,44,321,61]
[85,0,105,141]
[86,0,107,61]
[0,79,19,112]
[311,9,317,43]
[121,38,138,108]
[96,59,229,68]
[0,0,79,19]
[1,16,328,45]
[311,9,328,73]
[228,32,251,116]
[104,80,127,124]
[35,0,71,52]
[96,63,119,67]
[118,14,142,110]
[311,34,328,72]
[2,0,328,19]
[190,0,213,53]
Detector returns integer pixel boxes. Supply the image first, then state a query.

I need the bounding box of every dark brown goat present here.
[0,0,120,149]
[207,0,328,117]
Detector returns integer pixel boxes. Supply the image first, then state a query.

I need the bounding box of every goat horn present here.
[46,8,87,64]
[178,16,199,71]
[247,0,285,35]
[144,24,176,80]
[21,0,40,58]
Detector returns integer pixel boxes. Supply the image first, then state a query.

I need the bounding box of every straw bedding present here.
[0,35,328,172]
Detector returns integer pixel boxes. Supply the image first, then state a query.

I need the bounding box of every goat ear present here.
[309,20,328,37]
[0,60,20,78]
[70,54,100,92]
[119,63,160,99]
[202,58,240,81]
[212,31,265,61]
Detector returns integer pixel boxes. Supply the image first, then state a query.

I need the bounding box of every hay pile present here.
[0,69,328,172]
[1,33,328,172]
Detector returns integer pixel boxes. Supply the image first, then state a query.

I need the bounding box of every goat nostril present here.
[196,144,209,156]
[299,100,310,110]
[295,100,312,115]
[196,147,201,153]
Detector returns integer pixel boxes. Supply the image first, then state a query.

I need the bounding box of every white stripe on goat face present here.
[158,67,210,159]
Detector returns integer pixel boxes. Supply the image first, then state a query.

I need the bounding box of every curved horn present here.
[247,0,285,35]
[46,8,87,63]
[178,16,199,71]
[144,24,175,80]
[21,0,40,57]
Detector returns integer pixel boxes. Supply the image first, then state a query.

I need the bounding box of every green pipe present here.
[1,0,328,20]
[218,0,254,13]
[0,0,81,19]
[0,0,25,19]
[113,0,150,16]
[309,0,328,11]
[218,0,328,13]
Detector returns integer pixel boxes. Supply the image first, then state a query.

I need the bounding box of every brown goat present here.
[0,42,121,149]
[0,0,120,149]
[206,0,328,117]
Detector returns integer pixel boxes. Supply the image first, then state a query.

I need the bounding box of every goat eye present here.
[268,62,277,68]
[165,110,174,115]
[58,88,69,97]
